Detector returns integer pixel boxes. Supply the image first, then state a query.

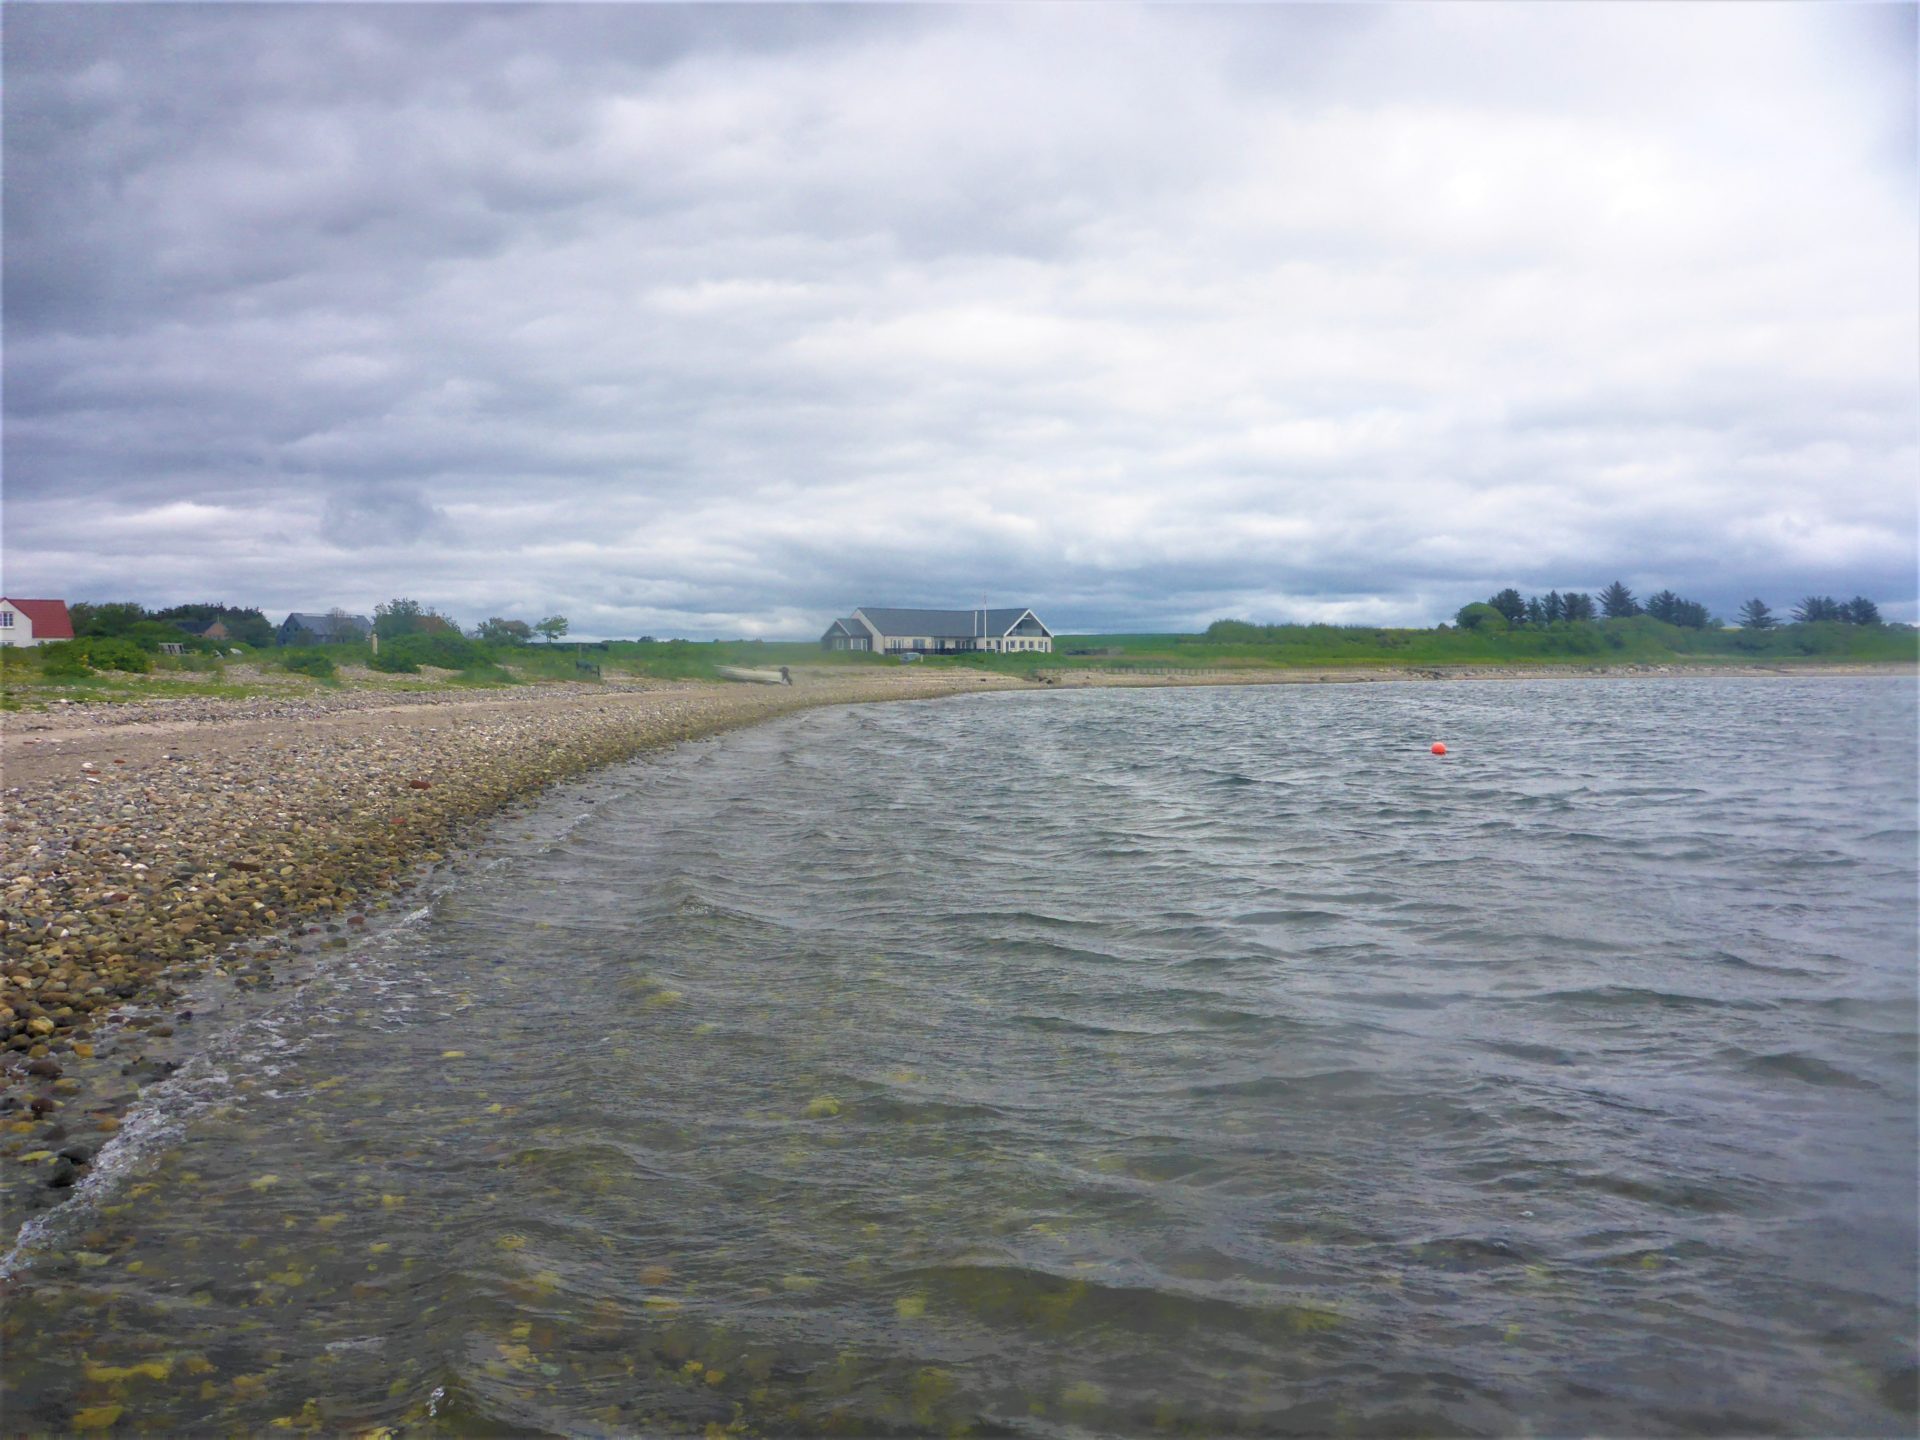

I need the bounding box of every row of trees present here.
[473,615,568,644]
[1461,583,1884,632]
[1749,595,1882,628]
[69,601,275,649]
[372,598,570,644]
[63,599,573,649]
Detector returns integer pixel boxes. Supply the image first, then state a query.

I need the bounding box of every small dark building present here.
[278,611,373,646]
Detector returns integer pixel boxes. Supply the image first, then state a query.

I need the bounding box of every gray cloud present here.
[4,3,1914,635]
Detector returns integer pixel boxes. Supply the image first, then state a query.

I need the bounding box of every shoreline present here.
[0,658,1911,1215]
[0,668,1023,1215]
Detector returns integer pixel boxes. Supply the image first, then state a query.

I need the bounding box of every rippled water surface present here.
[5,679,1916,1436]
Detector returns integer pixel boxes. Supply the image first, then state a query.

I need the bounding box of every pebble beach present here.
[0,668,1021,1223]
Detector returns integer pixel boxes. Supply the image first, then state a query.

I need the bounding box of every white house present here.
[0,598,75,647]
[821,606,1053,655]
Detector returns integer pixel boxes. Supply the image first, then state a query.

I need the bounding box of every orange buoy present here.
[1431,742,1447,756]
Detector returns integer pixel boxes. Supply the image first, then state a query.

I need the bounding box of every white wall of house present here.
[0,602,41,646]
[872,631,1051,653]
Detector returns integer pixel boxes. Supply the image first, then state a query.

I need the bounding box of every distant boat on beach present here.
[715,665,791,685]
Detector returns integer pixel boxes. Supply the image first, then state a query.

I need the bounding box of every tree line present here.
[69,601,275,648]
[373,598,569,645]
[63,598,573,647]
[1458,583,1883,632]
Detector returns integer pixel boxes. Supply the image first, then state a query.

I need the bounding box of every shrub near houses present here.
[374,632,487,671]
[275,648,338,679]
[36,637,153,674]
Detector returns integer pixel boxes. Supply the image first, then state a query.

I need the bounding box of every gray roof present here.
[282,612,373,636]
[854,606,1047,639]
[822,617,866,636]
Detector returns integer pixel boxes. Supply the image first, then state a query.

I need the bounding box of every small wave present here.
[1014,1012,1187,1039]
[1739,1050,1879,1091]
[1402,1234,1529,1271]
[1187,1068,1377,1101]
[1708,948,1822,977]
[1234,908,1346,926]
[858,1095,1017,1127]
[1476,1038,1582,1067]
[1565,1166,1763,1215]
[1202,771,1259,788]
[900,1259,1349,1345]
[1530,985,1771,1012]
[1,1057,234,1280]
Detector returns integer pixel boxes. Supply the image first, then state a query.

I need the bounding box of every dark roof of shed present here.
[282,612,372,635]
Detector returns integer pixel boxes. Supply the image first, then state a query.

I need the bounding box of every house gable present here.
[0,598,74,646]
[819,616,876,651]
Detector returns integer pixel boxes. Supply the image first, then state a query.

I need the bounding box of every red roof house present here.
[0,598,76,646]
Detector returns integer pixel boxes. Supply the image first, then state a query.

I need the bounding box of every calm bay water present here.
[4,678,1915,1436]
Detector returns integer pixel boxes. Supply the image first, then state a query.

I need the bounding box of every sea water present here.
[3,678,1914,1435]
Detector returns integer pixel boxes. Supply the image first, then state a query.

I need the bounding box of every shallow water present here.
[4,678,1915,1436]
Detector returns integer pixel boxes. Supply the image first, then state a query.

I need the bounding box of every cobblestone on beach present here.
[0,669,1017,1206]
[3,665,627,732]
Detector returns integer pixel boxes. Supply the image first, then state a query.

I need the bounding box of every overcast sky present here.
[4,4,1914,637]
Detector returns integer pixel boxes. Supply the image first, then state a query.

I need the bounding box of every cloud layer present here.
[5,4,1914,634]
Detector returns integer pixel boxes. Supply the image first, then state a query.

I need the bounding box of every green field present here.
[897,615,1915,676]
[3,618,1911,710]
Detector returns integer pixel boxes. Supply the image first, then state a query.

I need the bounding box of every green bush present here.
[368,650,420,674]
[279,649,337,679]
[33,644,93,679]
[1453,603,1507,632]
[154,652,225,675]
[451,662,517,686]
[71,637,152,672]
[382,633,485,670]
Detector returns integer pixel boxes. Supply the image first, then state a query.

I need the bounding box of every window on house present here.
[0,612,13,628]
